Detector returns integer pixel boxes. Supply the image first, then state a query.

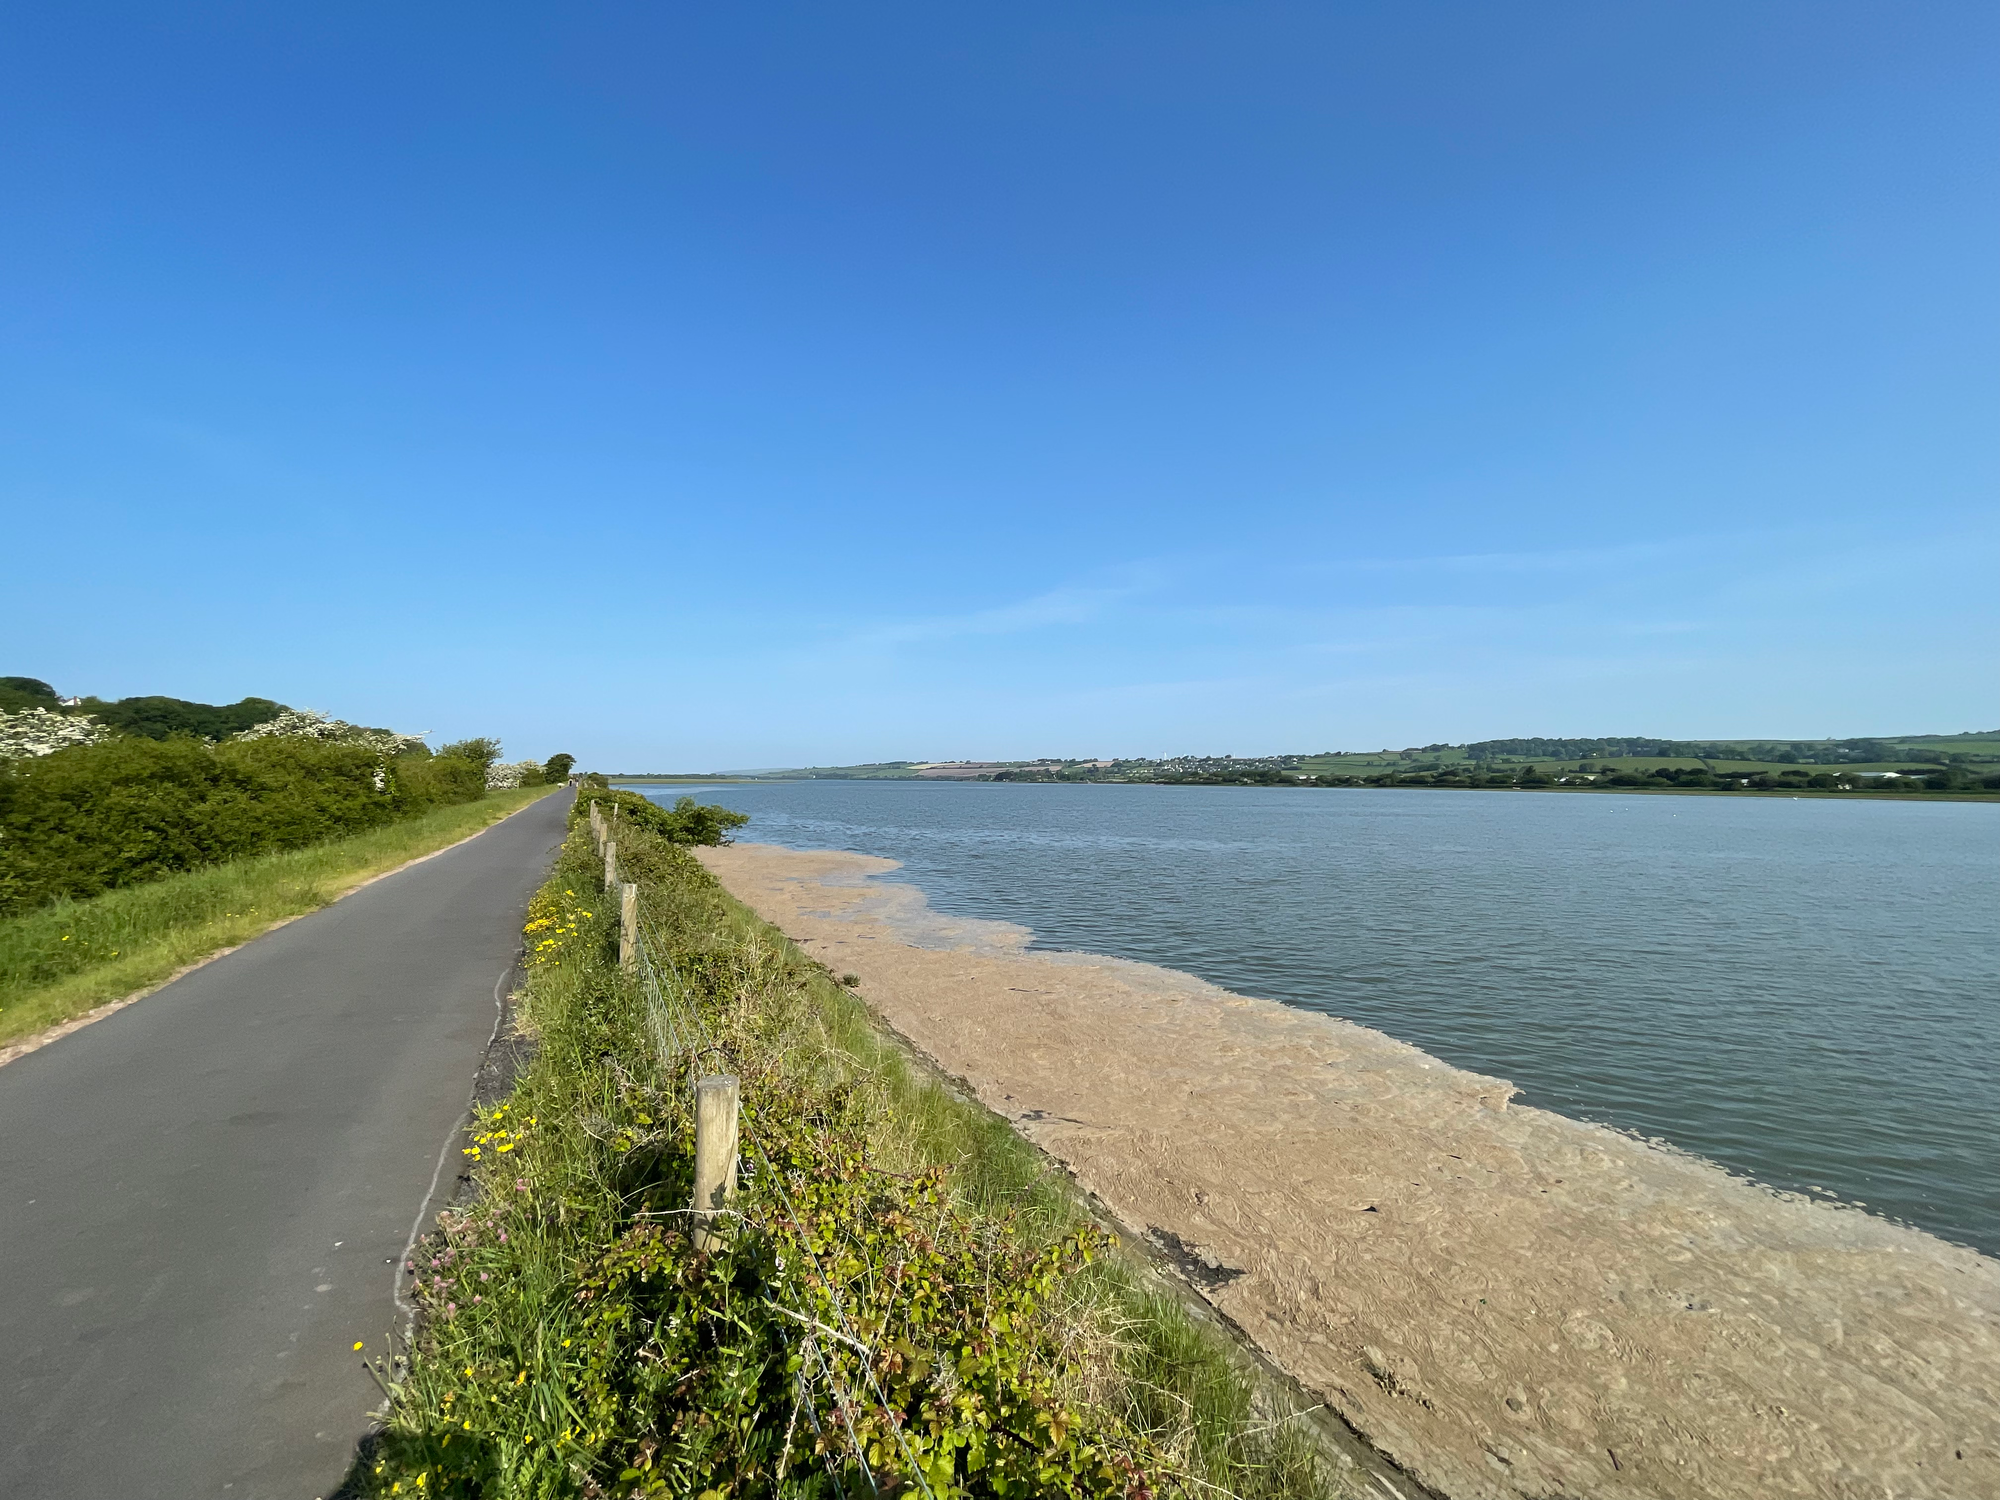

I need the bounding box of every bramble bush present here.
[358,816,1165,1500]
[358,801,1347,1500]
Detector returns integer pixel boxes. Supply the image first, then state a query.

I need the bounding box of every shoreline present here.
[625,776,2000,804]
[696,840,2000,1500]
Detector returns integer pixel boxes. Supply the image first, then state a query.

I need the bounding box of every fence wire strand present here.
[619,872,938,1500]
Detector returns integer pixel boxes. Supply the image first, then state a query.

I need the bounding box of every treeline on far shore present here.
[996,762,2000,794]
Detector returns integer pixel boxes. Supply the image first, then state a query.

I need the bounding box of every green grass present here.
[0,785,559,1051]
[356,811,1366,1498]
[756,909,1361,1497]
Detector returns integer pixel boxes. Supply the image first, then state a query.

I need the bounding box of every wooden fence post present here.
[692,1075,739,1252]
[619,881,638,970]
[603,839,617,892]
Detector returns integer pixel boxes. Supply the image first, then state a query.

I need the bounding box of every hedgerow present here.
[355,805,1350,1500]
[0,736,487,914]
[0,788,554,1041]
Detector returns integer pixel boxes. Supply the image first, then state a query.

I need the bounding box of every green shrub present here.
[439,737,504,771]
[542,752,576,783]
[397,751,491,808]
[0,786,553,1044]
[584,787,749,845]
[0,737,486,914]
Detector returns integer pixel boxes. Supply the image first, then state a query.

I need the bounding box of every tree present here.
[655,795,750,845]
[437,737,502,771]
[85,695,284,741]
[542,752,576,783]
[0,677,60,713]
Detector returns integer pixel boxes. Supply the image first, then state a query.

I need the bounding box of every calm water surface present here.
[629,781,2000,1256]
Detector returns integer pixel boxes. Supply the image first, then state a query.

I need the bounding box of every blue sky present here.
[4,3,1994,769]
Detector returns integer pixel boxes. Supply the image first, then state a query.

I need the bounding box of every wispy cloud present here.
[821,564,1171,652]
[1308,538,1695,578]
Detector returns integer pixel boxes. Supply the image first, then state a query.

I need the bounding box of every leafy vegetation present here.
[0,786,556,1049]
[0,676,62,713]
[355,808,1353,1499]
[443,738,507,773]
[580,780,752,845]
[0,674,287,739]
[0,736,491,915]
[83,694,285,741]
[0,673,437,755]
[0,706,113,759]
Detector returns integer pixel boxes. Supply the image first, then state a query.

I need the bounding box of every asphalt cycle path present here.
[0,788,574,1499]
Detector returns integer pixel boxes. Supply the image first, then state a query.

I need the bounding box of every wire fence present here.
[622,860,938,1500]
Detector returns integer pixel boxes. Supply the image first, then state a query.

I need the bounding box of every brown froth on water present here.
[696,842,2000,1500]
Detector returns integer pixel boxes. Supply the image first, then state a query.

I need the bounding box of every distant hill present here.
[1414,733,2000,766]
[625,730,2000,783]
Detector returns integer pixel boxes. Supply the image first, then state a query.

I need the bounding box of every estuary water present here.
[628,780,2000,1257]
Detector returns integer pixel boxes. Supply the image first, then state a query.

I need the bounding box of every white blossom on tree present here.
[0,707,114,761]
[485,760,544,790]
[233,707,427,756]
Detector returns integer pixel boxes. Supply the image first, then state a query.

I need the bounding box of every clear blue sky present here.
[4,3,1994,769]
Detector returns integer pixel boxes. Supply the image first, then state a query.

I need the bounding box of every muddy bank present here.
[696,843,1999,1500]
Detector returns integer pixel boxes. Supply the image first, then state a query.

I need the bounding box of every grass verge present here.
[724,887,1361,1500]
[0,785,559,1053]
[351,803,1367,1498]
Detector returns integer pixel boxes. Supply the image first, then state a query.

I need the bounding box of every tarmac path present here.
[0,788,573,1499]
